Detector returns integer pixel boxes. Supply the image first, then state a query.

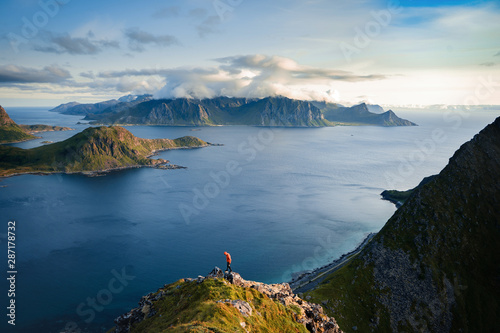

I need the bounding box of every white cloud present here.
[148,54,386,102]
[0,64,71,83]
[125,27,180,52]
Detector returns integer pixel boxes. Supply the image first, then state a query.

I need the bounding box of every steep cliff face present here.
[307,117,500,332]
[0,105,37,143]
[91,98,214,126]
[89,96,332,127]
[258,97,328,126]
[112,267,342,333]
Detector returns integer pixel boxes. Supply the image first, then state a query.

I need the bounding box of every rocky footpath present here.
[113,267,342,333]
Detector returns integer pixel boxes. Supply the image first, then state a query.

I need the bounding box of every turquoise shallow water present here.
[1,107,498,332]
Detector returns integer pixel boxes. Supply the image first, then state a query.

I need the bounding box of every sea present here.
[1,106,498,332]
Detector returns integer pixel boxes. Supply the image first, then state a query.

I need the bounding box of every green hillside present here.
[111,269,342,333]
[306,117,500,332]
[0,105,37,143]
[0,126,209,177]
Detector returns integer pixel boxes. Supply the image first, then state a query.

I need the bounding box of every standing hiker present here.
[224,251,232,273]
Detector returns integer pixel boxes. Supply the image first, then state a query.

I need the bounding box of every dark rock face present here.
[309,116,500,332]
[138,99,210,125]
[258,97,326,126]
[86,96,331,127]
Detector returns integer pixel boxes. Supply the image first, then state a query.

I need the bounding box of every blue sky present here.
[0,0,499,106]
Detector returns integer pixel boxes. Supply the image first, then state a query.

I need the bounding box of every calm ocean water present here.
[1,107,498,332]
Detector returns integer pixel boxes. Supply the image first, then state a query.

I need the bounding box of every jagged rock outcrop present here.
[307,116,500,332]
[113,267,342,333]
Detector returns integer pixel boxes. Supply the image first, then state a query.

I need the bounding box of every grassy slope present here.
[306,117,500,332]
[0,123,37,143]
[0,106,37,143]
[0,126,208,177]
[115,278,307,333]
[0,106,67,143]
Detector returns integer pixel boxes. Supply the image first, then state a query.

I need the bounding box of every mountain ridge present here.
[50,96,416,127]
[319,102,417,126]
[87,96,331,127]
[306,116,500,332]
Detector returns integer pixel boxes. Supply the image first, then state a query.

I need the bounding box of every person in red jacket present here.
[224,251,232,273]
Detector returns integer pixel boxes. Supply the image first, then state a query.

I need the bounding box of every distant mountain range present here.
[306,116,500,331]
[313,101,417,126]
[50,94,153,115]
[50,96,417,127]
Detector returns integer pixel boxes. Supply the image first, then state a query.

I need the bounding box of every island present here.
[50,95,417,127]
[18,124,73,134]
[0,126,212,178]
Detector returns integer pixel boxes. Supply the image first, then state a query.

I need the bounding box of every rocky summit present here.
[112,267,342,333]
[307,116,500,332]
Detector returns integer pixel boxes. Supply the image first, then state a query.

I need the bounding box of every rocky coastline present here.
[290,233,376,293]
